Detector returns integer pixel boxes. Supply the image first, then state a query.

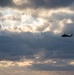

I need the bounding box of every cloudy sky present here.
[0,0,74,75]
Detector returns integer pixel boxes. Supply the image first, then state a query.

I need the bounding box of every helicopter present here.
[61,33,73,37]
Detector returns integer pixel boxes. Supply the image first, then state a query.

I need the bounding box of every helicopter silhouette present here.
[61,33,73,37]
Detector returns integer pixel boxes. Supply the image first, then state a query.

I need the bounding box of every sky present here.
[0,0,74,75]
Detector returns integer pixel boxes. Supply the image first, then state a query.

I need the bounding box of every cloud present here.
[36,22,50,32]
[12,0,74,10]
[0,5,74,33]
[0,0,14,7]
[0,8,74,33]
[0,57,74,71]
[0,8,74,62]
[0,0,74,10]
[0,14,21,22]
[62,23,74,33]
[28,0,74,9]
[0,30,74,61]
[0,0,74,71]
[0,66,74,75]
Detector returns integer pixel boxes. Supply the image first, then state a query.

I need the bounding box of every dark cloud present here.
[0,29,74,70]
[0,0,74,9]
[0,33,37,61]
[15,0,74,9]
[30,0,74,9]
[0,0,14,7]
[0,30,74,61]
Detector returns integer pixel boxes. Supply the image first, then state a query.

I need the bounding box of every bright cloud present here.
[0,8,74,34]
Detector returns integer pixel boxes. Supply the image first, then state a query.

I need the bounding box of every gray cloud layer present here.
[0,29,74,61]
[30,0,74,9]
[0,0,74,9]
[0,0,14,7]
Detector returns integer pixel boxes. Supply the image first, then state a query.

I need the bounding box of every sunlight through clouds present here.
[0,7,74,34]
[0,60,33,67]
[0,0,74,74]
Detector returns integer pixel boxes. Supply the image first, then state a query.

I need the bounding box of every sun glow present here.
[0,60,33,67]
